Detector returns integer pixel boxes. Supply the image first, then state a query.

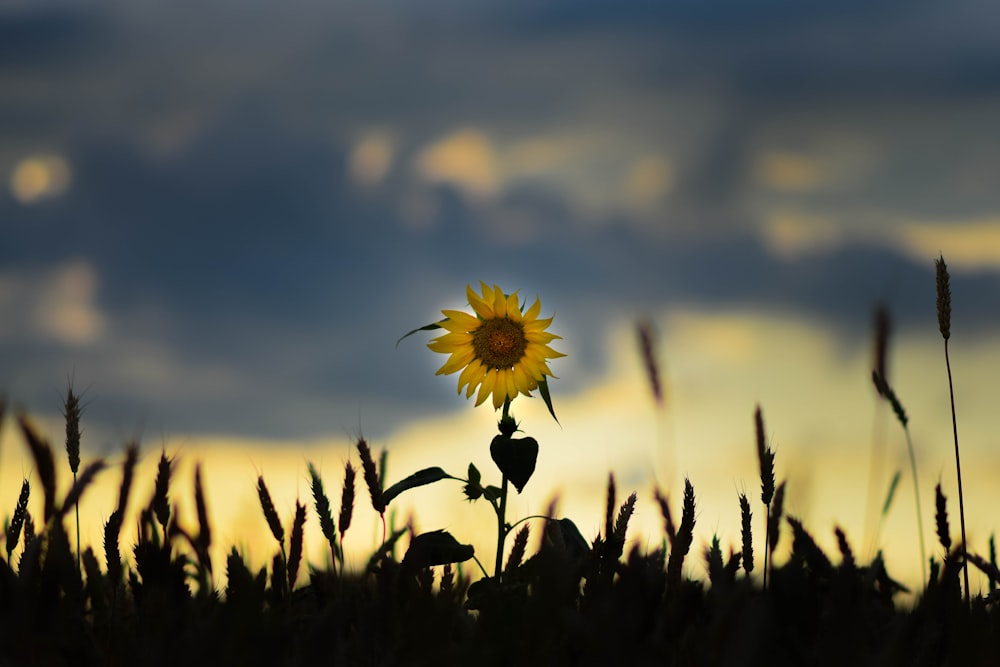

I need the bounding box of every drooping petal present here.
[437,347,476,375]
[475,369,497,406]
[429,331,473,347]
[504,368,518,402]
[458,359,486,396]
[513,364,536,395]
[492,374,508,409]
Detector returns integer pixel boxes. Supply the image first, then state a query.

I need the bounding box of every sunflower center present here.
[473,318,527,369]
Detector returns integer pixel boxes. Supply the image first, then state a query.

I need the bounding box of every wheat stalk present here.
[339,460,356,542]
[5,479,30,564]
[257,475,285,546]
[871,370,927,588]
[739,492,753,576]
[287,501,306,591]
[308,462,339,566]
[936,254,969,606]
[62,383,82,575]
[755,406,775,590]
[666,477,695,590]
[934,483,951,553]
[151,450,173,535]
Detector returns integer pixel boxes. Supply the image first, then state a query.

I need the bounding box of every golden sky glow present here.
[899,218,1000,269]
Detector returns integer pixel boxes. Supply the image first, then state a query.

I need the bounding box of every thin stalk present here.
[494,475,509,581]
[470,554,489,579]
[74,472,81,576]
[945,339,970,605]
[902,425,928,588]
[763,504,771,591]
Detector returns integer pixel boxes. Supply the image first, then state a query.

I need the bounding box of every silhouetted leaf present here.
[538,376,559,423]
[402,530,474,568]
[396,321,444,347]
[490,435,538,493]
[383,467,452,505]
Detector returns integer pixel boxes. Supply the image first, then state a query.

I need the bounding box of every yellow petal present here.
[428,337,467,353]
[440,310,481,332]
[513,364,536,394]
[523,316,553,333]
[523,296,542,321]
[428,341,457,353]
[525,333,558,347]
[539,344,567,359]
[506,292,522,322]
[504,369,518,402]
[492,375,508,409]
[435,331,474,345]
[437,348,476,375]
[492,285,507,319]
[468,284,493,319]
[475,369,497,406]
[458,359,486,395]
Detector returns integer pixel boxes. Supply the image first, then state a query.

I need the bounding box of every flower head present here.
[428,282,564,410]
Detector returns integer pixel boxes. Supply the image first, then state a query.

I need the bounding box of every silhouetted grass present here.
[1,408,999,665]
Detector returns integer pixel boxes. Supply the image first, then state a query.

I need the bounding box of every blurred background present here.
[2,0,999,595]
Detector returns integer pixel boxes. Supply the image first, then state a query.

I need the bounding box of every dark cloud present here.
[2,0,999,443]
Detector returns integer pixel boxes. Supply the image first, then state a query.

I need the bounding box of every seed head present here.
[935,255,951,341]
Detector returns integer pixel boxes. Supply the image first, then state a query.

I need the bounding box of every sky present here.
[2,0,1000,594]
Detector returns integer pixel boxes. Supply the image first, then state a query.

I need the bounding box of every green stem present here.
[902,426,927,589]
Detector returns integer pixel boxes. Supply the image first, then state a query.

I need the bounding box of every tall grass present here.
[936,254,970,605]
[1,402,998,664]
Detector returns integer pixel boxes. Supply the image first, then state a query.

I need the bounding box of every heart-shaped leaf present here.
[490,435,539,493]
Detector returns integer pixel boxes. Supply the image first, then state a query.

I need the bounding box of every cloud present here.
[753,150,827,192]
[0,259,106,346]
[761,210,842,258]
[897,218,1000,270]
[349,131,395,188]
[9,154,72,204]
[622,154,674,208]
[415,129,499,198]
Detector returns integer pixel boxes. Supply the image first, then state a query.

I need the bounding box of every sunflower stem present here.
[494,399,512,581]
[495,475,509,581]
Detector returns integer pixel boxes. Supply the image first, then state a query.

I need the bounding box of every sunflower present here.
[428,282,564,410]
